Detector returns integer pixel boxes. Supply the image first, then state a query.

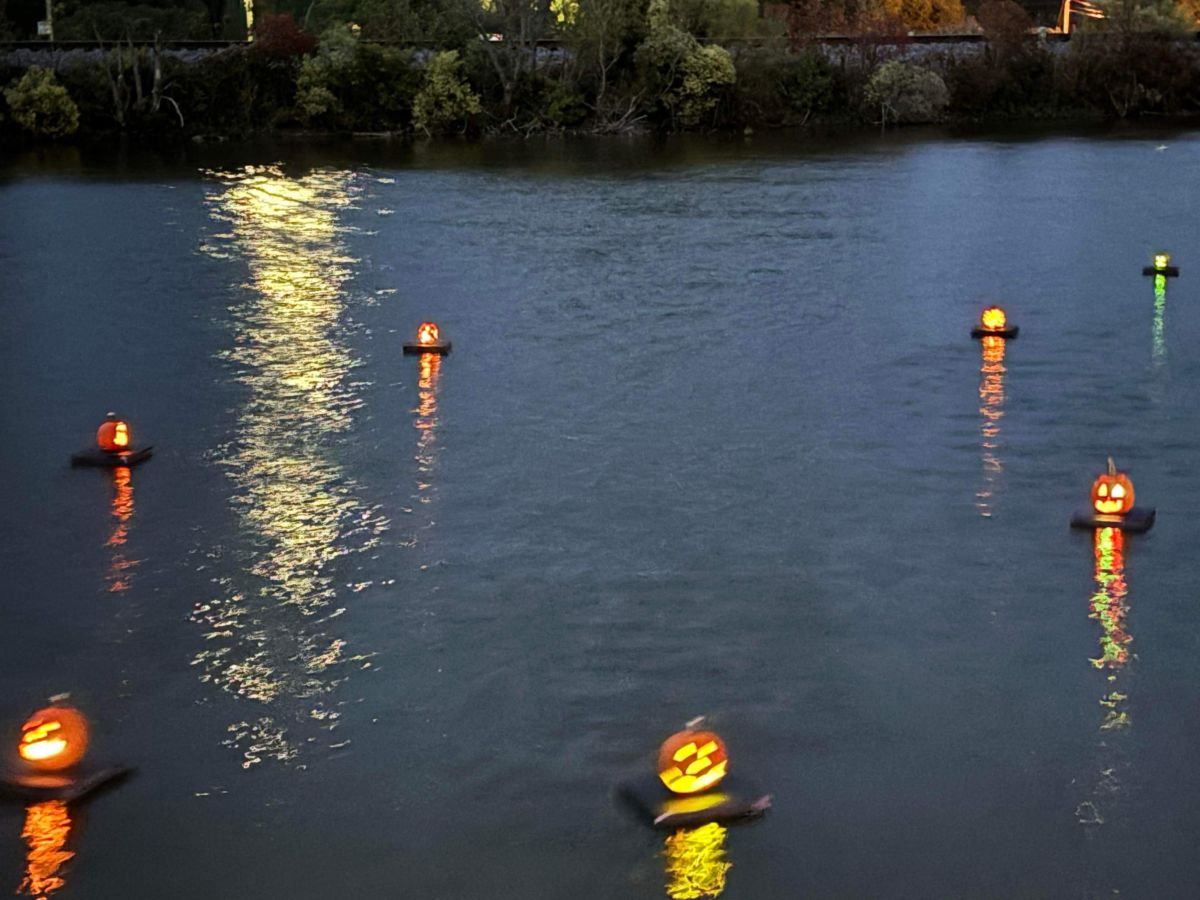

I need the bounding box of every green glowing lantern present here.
[1143,252,1179,277]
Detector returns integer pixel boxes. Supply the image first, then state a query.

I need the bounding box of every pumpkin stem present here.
[1107,457,1116,476]
[685,715,706,729]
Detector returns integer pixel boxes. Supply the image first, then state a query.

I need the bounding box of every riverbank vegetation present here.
[2,0,1200,140]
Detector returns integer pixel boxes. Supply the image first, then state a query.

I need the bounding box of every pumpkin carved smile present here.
[18,707,89,772]
[1092,458,1135,517]
[657,729,729,795]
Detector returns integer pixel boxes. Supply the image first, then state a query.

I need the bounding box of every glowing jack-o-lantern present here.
[18,707,89,772]
[1153,252,1171,271]
[96,414,130,452]
[416,322,440,346]
[658,729,729,795]
[1091,458,1135,517]
[979,306,1007,332]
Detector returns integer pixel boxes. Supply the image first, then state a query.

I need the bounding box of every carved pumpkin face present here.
[1092,458,1135,516]
[657,729,728,795]
[18,707,89,772]
[416,322,440,346]
[96,419,130,451]
[980,306,1007,331]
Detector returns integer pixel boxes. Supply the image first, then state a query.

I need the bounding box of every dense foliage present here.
[4,65,80,136]
[2,0,1200,140]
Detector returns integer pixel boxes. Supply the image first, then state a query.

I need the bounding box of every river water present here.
[2,127,1200,899]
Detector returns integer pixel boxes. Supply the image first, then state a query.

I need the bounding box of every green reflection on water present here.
[1152,273,1167,366]
[196,165,386,768]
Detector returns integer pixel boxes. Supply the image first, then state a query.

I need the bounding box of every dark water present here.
[2,127,1200,899]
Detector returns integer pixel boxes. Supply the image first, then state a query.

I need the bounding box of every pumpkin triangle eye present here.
[1098,484,1109,497]
[1112,484,1125,499]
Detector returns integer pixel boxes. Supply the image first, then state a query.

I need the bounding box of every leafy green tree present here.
[1063,0,1198,117]
[296,25,357,122]
[1089,0,1193,35]
[4,66,81,137]
[946,0,1053,118]
[636,0,735,127]
[468,0,556,112]
[567,0,646,109]
[413,49,482,133]
[864,58,948,123]
[731,47,837,126]
[296,26,421,129]
[55,0,211,40]
[667,0,767,38]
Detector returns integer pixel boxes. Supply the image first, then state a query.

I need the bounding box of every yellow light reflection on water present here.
[197,165,386,767]
[17,801,74,900]
[1090,527,1130,729]
[105,466,138,593]
[1077,526,1133,827]
[975,335,1006,517]
[664,822,730,899]
[1153,273,1167,366]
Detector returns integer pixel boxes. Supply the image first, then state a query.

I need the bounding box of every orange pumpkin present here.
[657,728,728,795]
[980,306,1007,331]
[96,414,130,452]
[18,706,89,772]
[1092,458,1135,517]
[416,322,440,346]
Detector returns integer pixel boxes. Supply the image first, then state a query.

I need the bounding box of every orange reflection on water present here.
[17,801,74,899]
[664,822,730,899]
[975,335,1006,517]
[1091,527,1131,731]
[414,352,442,504]
[105,466,138,593]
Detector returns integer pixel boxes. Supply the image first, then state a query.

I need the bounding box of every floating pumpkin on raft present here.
[96,413,130,452]
[616,721,771,830]
[2,702,133,803]
[71,413,153,468]
[971,305,1018,339]
[18,707,89,773]
[403,321,452,355]
[658,728,729,795]
[1071,457,1155,533]
[981,307,1006,330]
[1092,457,1135,517]
[1143,252,1179,277]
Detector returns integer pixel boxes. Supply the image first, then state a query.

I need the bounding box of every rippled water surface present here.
[3,128,1200,899]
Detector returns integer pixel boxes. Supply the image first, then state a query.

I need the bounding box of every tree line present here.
[2,0,1200,140]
